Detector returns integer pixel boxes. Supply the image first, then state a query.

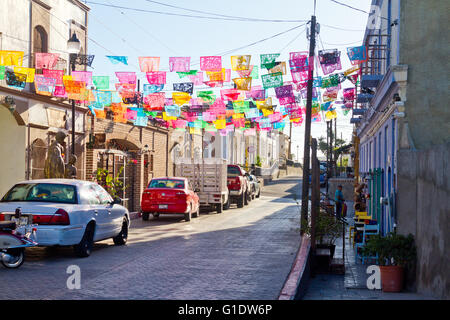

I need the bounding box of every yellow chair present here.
[350,211,372,247]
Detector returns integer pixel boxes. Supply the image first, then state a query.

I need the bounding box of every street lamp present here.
[67,32,81,156]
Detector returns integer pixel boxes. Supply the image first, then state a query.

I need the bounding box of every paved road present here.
[0,176,302,300]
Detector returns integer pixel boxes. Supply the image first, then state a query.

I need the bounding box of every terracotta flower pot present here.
[380,265,404,292]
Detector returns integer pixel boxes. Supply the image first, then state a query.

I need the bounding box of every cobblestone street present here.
[0,177,302,300]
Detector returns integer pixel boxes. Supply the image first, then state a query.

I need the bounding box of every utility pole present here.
[288,122,292,160]
[334,118,337,177]
[300,15,317,235]
[326,120,330,194]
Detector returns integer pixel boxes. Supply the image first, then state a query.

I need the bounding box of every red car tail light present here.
[33,209,70,225]
[51,209,70,225]
[0,213,5,221]
[227,177,241,190]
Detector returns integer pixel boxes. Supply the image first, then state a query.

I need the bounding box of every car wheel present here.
[113,217,129,246]
[193,204,200,218]
[74,223,95,258]
[216,202,223,214]
[223,195,230,210]
[1,248,25,268]
[184,205,192,222]
[142,212,150,221]
[153,213,160,218]
[237,192,244,208]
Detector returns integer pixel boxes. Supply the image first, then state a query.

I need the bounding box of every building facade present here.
[169,127,280,172]
[0,0,171,213]
[0,0,90,197]
[353,0,449,298]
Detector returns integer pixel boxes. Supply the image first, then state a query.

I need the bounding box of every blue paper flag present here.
[106,56,128,65]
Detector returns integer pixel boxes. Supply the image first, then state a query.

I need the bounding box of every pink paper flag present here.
[43,69,64,85]
[126,109,137,121]
[200,56,222,71]
[138,57,160,72]
[202,112,217,122]
[169,57,191,72]
[146,71,166,85]
[144,92,165,110]
[188,72,203,86]
[35,53,60,69]
[53,85,67,98]
[72,71,92,86]
[115,72,136,84]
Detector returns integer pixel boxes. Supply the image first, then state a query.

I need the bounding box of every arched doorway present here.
[0,106,26,197]
[96,138,140,212]
[30,138,47,179]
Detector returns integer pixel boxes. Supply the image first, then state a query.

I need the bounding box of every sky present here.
[82,0,372,160]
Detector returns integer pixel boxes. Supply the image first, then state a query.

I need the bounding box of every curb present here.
[129,211,141,220]
[278,234,311,300]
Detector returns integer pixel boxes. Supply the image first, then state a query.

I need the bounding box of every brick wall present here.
[87,118,169,212]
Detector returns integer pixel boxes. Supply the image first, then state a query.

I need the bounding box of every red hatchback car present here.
[141,177,200,222]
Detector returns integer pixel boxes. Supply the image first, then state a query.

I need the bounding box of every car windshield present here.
[1,183,77,204]
[227,166,241,176]
[148,179,185,189]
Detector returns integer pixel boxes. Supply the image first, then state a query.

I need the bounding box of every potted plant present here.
[306,209,342,272]
[361,232,416,292]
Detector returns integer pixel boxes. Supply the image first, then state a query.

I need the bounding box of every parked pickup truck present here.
[175,158,230,213]
[227,165,251,208]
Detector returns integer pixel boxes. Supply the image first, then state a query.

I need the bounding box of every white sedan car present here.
[0,179,130,257]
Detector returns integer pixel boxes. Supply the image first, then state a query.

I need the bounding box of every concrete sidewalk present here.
[303,203,436,300]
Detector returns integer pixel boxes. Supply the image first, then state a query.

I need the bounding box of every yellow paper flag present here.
[213,119,226,130]
[13,67,35,82]
[172,92,191,106]
[0,51,24,66]
[325,110,337,120]
[232,77,252,91]
[231,55,251,71]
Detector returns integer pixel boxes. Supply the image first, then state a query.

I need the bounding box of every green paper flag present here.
[260,53,280,65]
[197,90,216,104]
[250,65,259,79]
[177,70,198,78]
[93,76,110,89]
[261,72,283,89]
[233,100,250,113]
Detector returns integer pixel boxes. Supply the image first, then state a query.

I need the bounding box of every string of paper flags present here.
[0,45,367,135]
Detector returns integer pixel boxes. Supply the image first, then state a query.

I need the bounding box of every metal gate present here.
[97,149,135,211]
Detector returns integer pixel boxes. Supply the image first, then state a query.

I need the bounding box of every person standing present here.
[44,131,67,179]
[335,185,345,219]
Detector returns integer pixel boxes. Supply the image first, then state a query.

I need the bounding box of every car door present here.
[80,184,109,241]
[187,182,199,211]
[95,184,123,238]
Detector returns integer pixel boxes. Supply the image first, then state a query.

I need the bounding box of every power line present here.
[105,0,179,55]
[321,24,365,32]
[279,27,307,54]
[35,5,141,70]
[142,0,307,23]
[86,1,307,23]
[216,24,306,56]
[89,13,145,56]
[329,0,389,20]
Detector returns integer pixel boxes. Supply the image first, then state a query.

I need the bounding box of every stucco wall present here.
[0,107,26,198]
[397,143,450,299]
[400,0,450,149]
[327,178,354,203]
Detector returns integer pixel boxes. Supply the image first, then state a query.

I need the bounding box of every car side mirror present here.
[111,197,122,205]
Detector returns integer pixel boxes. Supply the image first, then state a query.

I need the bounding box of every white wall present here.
[0,106,26,197]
